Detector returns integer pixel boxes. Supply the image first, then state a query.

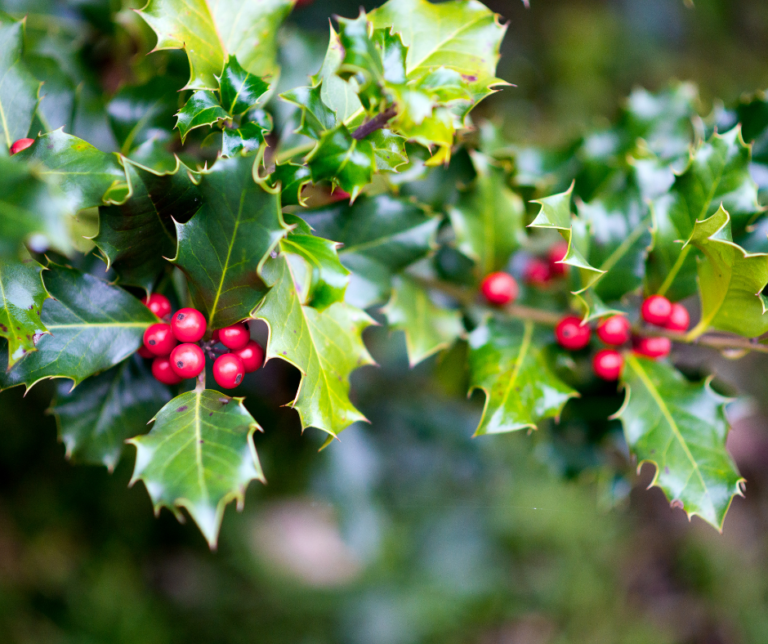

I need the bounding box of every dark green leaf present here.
[305,125,375,200]
[0,259,50,367]
[175,90,228,143]
[271,161,312,206]
[221,111,272,157]
[280,84,337,140]
[219,55,270,115]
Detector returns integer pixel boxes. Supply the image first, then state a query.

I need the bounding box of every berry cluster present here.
[137,294,264,389]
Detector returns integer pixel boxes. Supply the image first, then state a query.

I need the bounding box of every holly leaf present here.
[370,129,407,171]
[27,54,76,134]
[280,214,349,311]
[254,255,374,437]
[271,161,312,206]
[175,91,228,143]
[301,194,439,308]
[448,152,525,275]
[95,159,202,293]
[0,259,50,367]
[128,389,264,549]
[51,355,172,470]
[0,13,40,150]
[137,0,294,90]
[619,354,743,530]
[305,125,375,200]
[172,156,288,329]
[383,276,463,366]
[648,127,763,300]
[13,129,128,208]
[684,206,768,338]
[336,13,385,111]
[219,55,270,115]
[281,84,338,140]
[221,110,272,157]
[0,264,156,390]
[468,319,577,436]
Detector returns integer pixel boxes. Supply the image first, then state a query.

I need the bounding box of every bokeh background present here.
[2,0,768,642]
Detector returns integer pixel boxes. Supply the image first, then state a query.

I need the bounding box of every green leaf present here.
[219,55,270,115]
[221,110,272,157]
[94,159,201,293]
[27,54,76,133]
[280,84,337,140]
[254,255,374,437]
[51,355,172,470]
[0,259,50,367]
[313,27,364,123]
[137,0,294,90]
[175,91,228,143]
[448,152,525,275]
[619,354,743,530]
[336,13,385,111]
[305,125,376,200]
[0,13,41,150]
[468,319,577,436]
[172,156,288,329]
[280,214,349,311]
[649,127,762,300]
[271,161,312,206]
[128,389,265,549]
[0,156,72,257]
[0,264,156,390]
[13,129,128,208]
[370,128,408,171]
[302,194,439,308]
[684,206,768,338]
[383,276,463,366]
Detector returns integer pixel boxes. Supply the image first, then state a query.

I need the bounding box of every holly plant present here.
[1,0,767,548]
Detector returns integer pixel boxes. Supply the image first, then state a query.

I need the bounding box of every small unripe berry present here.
[480,272,518,306]
[10,138,34,155]
[142,293,172,319]
[597,315,631,346]
[170,343,205,379]
[152,357,183,385]
[143,323,177,356]
[633,336,672,359]
[665,303,690,332]
[219,322,251,350]
[548,241,569,277]
[523,258,551,286]
[593,349,624,381]
[213,353,245,389]
[172,308,207,342]
[555,316,591,350]
[233,340,264,373]
[137,345,154,359]
[641,295,672,327]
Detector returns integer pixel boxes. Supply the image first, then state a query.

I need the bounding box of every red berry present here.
[480,272,518,306]
[548,241,569,277]
[233,340,264,373]
[641,295,672,327]
[143,323,177,356]
[10,138,34,155]
[597,315,631,346]
[211,329,220,343]
[152,357,183,385]
[142,293,172,319]
[633,336,672,359]
[172,308,207,343]
[523,258,551,286]
[137,345,154,359]
[555,316,591,350]
[219,322,250,350]
[665,303,690,332]
[593,349,624,381]
[213,353,245,389]
[170,343,205,379]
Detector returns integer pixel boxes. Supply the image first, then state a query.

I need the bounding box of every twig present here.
[351,106,398,140]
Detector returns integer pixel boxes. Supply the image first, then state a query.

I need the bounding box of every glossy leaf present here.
[221,110,272,157]
[137,0,294,90]
[129,389,265,548]
[219,55,270,115]
[448,152,525,275]
[468,319,577,436]
[281,214,349,311]
[52,355,172,470]
[254,255,374,437]
[175,91,228,143]
[685,206,768,338]
[383,276,463,366]
[619,355,743,530]
[0,264,156,390]
[281,84,338,140]
[0,259,49,367]
[370,129,408,171]
[172,156,288,329]
[305,125,375,200]
[271,161,312,206]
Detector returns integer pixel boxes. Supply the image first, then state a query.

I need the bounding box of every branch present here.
[351,106,397,140]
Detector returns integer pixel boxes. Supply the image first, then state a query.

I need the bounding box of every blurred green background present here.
[2,1,768,642]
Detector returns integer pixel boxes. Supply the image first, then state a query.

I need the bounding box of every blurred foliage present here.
[1,0,768,642]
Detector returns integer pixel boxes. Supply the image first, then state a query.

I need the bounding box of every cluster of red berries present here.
[138,294,264,389]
